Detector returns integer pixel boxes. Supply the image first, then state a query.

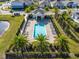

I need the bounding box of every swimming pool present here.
[33,23,47,38]
[0,21,10,37]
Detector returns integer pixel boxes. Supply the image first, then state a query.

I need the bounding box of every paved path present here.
[24,20,36,42]
[46,20,57,43]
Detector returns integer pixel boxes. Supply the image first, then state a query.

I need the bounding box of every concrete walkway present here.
[46,20,57,43]
[24,20,36,42]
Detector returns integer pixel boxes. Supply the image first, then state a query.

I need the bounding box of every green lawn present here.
[0,2,4,5]
[0,15,24,53]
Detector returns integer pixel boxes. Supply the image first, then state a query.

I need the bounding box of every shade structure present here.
[54,2,65,9]
[36,12,44,17]
[67,2,78,8]
[31,8,45,20]
[32,8,45,15]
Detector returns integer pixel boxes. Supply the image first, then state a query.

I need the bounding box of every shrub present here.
[30,5,35,10]
[45,7,49,11]
[25,8,31,13]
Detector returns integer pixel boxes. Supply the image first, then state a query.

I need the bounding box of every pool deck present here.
[46,20,57,43]
[24,20,36,42]
[23,19,57,43]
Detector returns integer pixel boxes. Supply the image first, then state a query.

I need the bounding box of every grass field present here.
[0,2,4,5]
[0,15,24,53]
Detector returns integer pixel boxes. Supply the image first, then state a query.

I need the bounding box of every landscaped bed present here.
[51,15,79,57]
[5,15,79,59]
[0,15,24,53]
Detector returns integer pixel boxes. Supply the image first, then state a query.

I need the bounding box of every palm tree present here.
[13,35,29,54]
[69,0,72,1]
[68,9,72,16]
[33,0,40,7]
[62,11,69,21]
[61,11,69,28]
[55,35,69,53]
[62,11,72,29]
[32,34,50,54]
[54,7,59,20]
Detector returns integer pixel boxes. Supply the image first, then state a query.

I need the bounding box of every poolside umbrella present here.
[67,2,78,8]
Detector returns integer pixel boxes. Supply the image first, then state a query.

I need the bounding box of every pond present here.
[0,21,10,37]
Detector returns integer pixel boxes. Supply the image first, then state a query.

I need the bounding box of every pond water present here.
[0,21,10,37]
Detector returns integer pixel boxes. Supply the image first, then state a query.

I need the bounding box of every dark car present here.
[14,13,20,16]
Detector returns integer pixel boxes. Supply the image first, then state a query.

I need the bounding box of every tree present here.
[62,11,69,21]
[61,11,72,29]
[30,5,35,10]
[55,35,69,53]
[69,0,72,1]
[33,0,40,7]
[54,7,59,20]
[32,34,50,54]
[45,7,49,11]
[25,7,31,13]
[13,35,29,54]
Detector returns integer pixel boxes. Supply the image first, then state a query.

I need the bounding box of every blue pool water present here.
[34,23,47,38]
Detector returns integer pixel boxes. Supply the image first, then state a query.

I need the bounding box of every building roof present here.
[67,2,78,8]
[24,1,33,6]
[11,2,24,8]
[54,2,65,9]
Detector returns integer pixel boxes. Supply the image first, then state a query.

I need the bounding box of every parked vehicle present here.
[13,13,20,16]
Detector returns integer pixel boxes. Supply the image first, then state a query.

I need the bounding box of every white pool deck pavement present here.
[46,21,57,43]
[24,20,36,42]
